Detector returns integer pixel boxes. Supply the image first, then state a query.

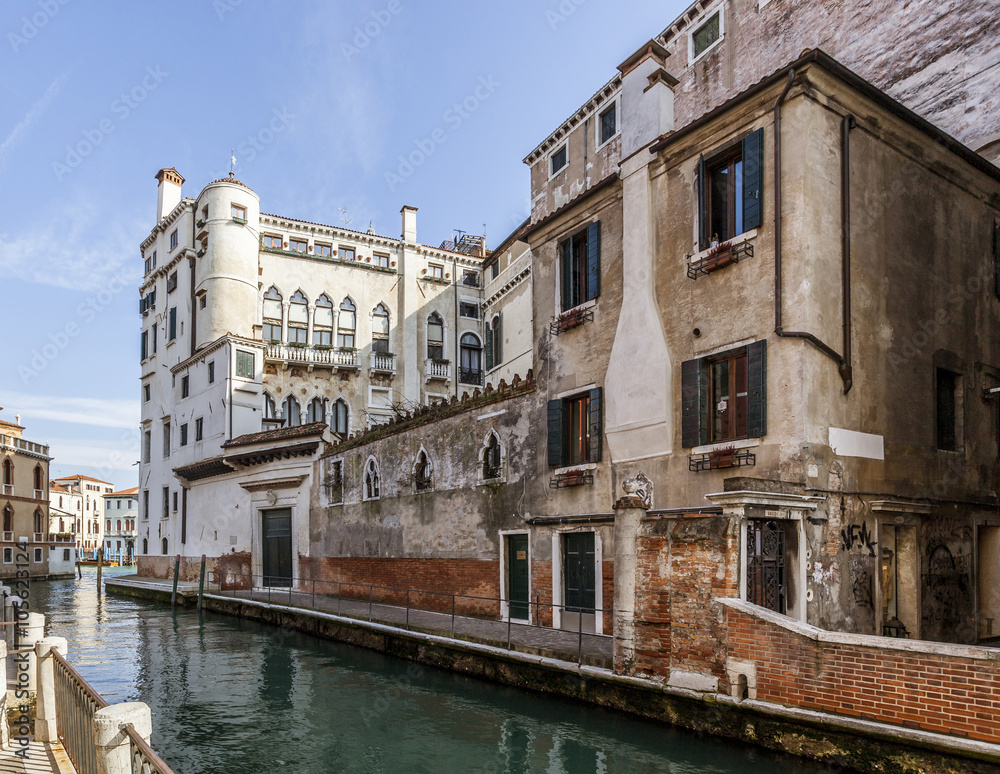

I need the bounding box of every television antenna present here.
[338,207,352,229]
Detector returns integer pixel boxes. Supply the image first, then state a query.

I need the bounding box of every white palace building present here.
[137,169,490,580]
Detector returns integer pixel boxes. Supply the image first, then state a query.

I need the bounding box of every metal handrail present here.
[209,571,611,665]
[53,649,109,774]
[123,724,176,774]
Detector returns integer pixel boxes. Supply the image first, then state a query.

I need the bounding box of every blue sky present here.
[0,0,684,488]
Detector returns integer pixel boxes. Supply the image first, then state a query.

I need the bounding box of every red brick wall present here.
[531,559,553,627]
[602,559,614,634]
[726,605,1000,743]
[300,556,500,617]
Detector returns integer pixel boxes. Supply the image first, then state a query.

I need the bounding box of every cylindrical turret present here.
[193,178,261,348]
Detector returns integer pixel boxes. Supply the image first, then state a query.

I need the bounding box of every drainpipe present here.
[773,69,854,394]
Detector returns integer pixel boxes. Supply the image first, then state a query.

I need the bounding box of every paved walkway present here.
[107,575,613,667]
[0,741,75,774]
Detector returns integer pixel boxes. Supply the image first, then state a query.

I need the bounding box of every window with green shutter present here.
[546,387,603,467]
[681,342,766,448]
[235,350,255,379]
[559,222,601,311]
[697,129,764,250]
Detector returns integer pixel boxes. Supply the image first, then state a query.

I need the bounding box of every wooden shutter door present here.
[681,358,708,448]
[547,400,565,467]
[746,340,767,438]
[496,312,503,364]
[742,128,764,231]
[588,387,603,463]
[697,154,708,250]
[586,221,601,301]
[484,319,494,371]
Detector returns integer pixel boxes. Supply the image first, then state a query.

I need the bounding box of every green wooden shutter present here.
[697,154,707,251]
[586,221,601,301]
[560,240,572,312]
[496,312,503,365]
[747,340,768,438]
[140,331,148,361]
[168,307,177,340]
[742,128,764,232]
[547,399,565,467]
[681,358,707,448]
[993,221,1000,301]
[588,387,603,463]
[484,318,494,371]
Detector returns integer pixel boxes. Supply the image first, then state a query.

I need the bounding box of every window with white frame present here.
[363,457,380,500]
[550,145,568,176]
[338,298,356,348]
[306,397,325,424]
[481,431,503,480]
[372,304,390,353]
[314,294,334,346]
[288,290,308,344]
[598,103,617,146]
[262,234,282,249]
[283,395,301,427]
[427,313,444,360]
[331,399,349,436]
[690,9,723,62]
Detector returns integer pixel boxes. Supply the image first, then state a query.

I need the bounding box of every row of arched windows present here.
[1,504,45,534]
[262,287,390,351]
[105,519,135,532]
[265,394,350,434]
[140,538,169,556]
[1,460,45,493]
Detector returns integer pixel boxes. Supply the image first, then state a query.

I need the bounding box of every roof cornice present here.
[523,75,623,166]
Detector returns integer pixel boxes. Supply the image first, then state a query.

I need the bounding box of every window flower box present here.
[548,470,594,488]
[432,358,450,365]
[338,346,357,353]
[549,307,594,336]
[688,238,753,280]
[688,446,756,472]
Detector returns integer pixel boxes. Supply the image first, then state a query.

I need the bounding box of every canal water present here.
[29,567,831,774]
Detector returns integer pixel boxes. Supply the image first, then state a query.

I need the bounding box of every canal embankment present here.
[106,574,1000,774]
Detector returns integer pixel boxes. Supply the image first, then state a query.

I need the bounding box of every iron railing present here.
[53,649,109,774]
[458,367,483,385]
[123,725,176,774]
[208,572,611,665]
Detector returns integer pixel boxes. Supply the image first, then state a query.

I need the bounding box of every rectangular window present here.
[181,375,189,398]
[288,325,307,344]
[142,490,149,520]
[162,487,169,519]
[692,11,721,59]
[195,417,204,442]
[142,430,151,464]
[289,238,308,253]
[236,350,255,379]
[141,330,148,361]
[208,361,215,383]
[143,384,151,402]
[170,229,178,250]
[316,242,333,257]
[162,421,171,458]
[461,271,479,287]
[2,548,10,564]
[338,247,356,262]
[459,302,479,319]
[547,388,603,467]
[179,423,188,447]
[698,128,763,249]
[551,145,568,176]
[936,368,959,451]
[166,272,178,293]
[262,234,282,249]
[427,318,444,360]
[168,307,177,341]
[33,548,42,563]
[681,341,767,447]
[429,264,443,279]
[173,491,178,512]
[152,325,157,354]
[232,203,247,220]
[313,329,332,347]
[599,104,617,146]
[263,322,281,343]
[559,221,601,311]
[491,261,500,280]
[373,253,390,268]
[199,293,207,309]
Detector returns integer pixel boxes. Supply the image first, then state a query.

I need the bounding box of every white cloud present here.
[1,393,138,430]
[0,74,68,173]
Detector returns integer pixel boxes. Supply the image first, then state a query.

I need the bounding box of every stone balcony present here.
[0,434,50,458]
[369,352,397,377]
[425,359,451,383]
[264,343,359,371]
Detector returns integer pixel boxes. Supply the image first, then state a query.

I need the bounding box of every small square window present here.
[373,253,389,268]
[170,229,178,250]
[2,548,11,564]
[599,104,617,146]
[551,145,568,176]
[236,350,255,379]
[208,361,215,384]
[289,238,308,253]
[33,548,42,563]
[429,264,444,279]
[316,242,333,257]
[262,235,283,249]
[143,384,151,403]
[692,11,721,59]
[232,204,247,221]
[338,247,356,262]
[459,302,479,319]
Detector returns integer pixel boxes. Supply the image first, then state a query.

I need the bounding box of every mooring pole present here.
[198,554,206,610]
[171,554,180,607]
[96,548,103,593]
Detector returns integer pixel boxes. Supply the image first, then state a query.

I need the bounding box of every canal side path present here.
[104,574,613,667]
[0,740,75,774]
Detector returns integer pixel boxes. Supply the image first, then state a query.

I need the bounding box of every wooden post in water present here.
[198,554,206,610]
[171,554,180,607]
[96,548,103,593]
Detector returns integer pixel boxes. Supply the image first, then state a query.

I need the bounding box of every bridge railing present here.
[52,649,108,774]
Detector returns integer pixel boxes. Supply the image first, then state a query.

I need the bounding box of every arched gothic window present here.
[364,457,380,500]
[414,449,432,492]
[142,538,148,555]
[314,294,334,346]
[482,432,502,480]
[331,399,349,436]
[2,459,12,488]
[161,538,168,555]
[372,304,390,353]
[306,398,325,424]
[288,290,308,344]
[116,520,122,531]
[262,287,283,343]
[264,393,277,420]
[3,504,13,533]
[460,333,483,385]
[34,509,43,534]
[33,465,43,492]
[283,395,301,427]
[338,298,356,348]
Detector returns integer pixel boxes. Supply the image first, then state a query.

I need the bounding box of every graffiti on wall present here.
[849,553,876,610]
[841,521,877,557]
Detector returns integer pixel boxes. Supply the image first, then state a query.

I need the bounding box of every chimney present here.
[617,41,677,158]
[155,168,185,222]
[400,205,418,243]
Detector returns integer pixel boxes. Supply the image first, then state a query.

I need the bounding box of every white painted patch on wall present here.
[477,408,507,421]
[828,427,884,460]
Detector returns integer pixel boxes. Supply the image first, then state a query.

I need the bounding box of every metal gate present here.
[746,519,785,614]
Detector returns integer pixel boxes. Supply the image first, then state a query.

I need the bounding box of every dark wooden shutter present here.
[168,307,177,340]
[697,154,707,250]
[747,340,768,438]
[586,221,601,301]
[547,399,565,467]
[484,319,494,371]
[588,387,603,463]
[681,358,708,448]
[141,331,148,361]
[742,128,764,231]
[496,312,503,364]
[993,220,1000,301]
[560,240,572,312]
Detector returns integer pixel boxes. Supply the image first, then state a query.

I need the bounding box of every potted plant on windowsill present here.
[288,341,308,349]
[337,346,358,352]
[709,445,738,469]
[702,239,733,272]
[431,358,450,365]
[314,344,333,350]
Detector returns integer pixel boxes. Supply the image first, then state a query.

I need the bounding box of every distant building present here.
[53,474,114,554]
[103,488,139,563]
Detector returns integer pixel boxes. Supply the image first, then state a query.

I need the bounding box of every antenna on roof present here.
[339,208,352,229]
[230,149,236,178]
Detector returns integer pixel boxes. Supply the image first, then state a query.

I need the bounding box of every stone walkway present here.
[108,575,613,667]
[0,741,75,774]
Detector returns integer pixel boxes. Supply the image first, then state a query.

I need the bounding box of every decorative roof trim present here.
[523,75,622,165]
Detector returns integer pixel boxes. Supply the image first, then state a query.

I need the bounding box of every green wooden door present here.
[507,534,529,620]
[262,509,292,588]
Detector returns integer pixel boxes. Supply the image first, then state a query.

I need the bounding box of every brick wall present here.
[531,559,553,627]
[725,602,1000,743]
